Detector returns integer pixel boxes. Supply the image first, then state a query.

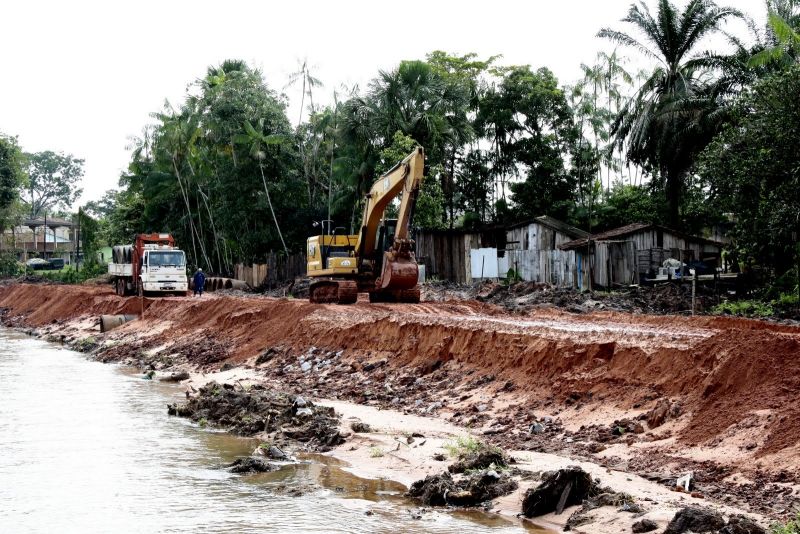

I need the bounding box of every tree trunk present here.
[259,164,289,256]
[667,169,682,229]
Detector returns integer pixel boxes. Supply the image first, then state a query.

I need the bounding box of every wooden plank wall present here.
[415,231,479,284]
[234,252,306,288]
[507,249,577,288]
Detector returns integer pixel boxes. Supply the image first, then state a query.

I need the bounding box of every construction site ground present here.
[1,281,798,532]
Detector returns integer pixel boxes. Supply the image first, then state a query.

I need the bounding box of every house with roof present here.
[559,222,724,289]
[1,216,75,260]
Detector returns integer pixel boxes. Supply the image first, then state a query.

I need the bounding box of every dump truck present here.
[306,147,424,304]
[108,233,188,296]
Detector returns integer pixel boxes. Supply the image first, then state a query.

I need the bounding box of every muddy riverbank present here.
[1,282,798,531]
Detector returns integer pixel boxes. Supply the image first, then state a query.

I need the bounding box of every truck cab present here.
[140,247,188,293]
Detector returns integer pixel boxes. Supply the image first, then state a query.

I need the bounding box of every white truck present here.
[108,233,188,296]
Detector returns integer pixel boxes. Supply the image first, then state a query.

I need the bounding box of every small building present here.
[505,216,590,288]
[1,217,75,260]
[559,223,724,288]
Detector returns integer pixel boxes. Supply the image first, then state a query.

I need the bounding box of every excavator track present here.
[309,280,358,305]
[368,286,420,304]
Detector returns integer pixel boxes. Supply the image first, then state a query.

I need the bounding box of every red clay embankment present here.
[2,282,800,470]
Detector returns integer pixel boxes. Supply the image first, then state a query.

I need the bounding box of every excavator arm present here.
[356,146,424,293]
[355,146,424,256]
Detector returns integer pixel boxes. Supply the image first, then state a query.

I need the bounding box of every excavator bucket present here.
[379,255,419,291]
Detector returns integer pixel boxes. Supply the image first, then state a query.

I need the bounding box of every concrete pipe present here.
[100,314,138,333]
[226,279,248,290]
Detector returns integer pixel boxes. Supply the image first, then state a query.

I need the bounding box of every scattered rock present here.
[664,507,725,534]
[350,421,372,433]
[721,515,767,534]
[448,446,507,474]
[159,371,190,382]
[521,466,596,517]
[255,347,281,365]
[530,422,545,434]
[255,444,289,461]
[226,456,276,474]
[632,518,658,533]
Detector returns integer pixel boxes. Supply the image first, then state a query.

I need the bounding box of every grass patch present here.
[198,418,208,428]
[711,299,775,318]
[443,435,498,458]
[369,446,385,458]
[773,513,800,534]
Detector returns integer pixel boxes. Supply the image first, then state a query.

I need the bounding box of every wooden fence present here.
[234,252,306,288]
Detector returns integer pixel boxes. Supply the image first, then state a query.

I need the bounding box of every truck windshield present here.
[148,251,185,268]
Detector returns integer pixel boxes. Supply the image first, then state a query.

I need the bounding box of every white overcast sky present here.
[0,0,765,205]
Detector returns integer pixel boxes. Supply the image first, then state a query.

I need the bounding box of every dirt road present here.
[2,282,799,522]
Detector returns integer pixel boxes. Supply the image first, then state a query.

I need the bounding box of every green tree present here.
[22,151,84,218]
[0,134,25,232]
[599,0,743,227]
[476,66,576,221]
[698,65,800,275]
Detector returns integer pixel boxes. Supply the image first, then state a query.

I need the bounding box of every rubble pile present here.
[167,382,345,449]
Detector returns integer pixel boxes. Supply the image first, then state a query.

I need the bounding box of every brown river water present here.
[0,328,546,533]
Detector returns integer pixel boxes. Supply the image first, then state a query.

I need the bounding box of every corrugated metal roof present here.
[559,223,724,250]
[506,215,590,239]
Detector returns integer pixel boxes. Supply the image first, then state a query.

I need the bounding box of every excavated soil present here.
[2,282,800,518]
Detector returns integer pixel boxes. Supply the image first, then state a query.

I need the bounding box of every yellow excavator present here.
[306,147,424,304]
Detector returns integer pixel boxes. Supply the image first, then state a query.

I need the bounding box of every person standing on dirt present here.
[192,268,206,297]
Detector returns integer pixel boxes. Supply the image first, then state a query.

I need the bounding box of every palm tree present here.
[750,0,800,66]
[286,58,323,127]
[599,0,742,227]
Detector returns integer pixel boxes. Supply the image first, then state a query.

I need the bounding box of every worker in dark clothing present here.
[192,268,206,297]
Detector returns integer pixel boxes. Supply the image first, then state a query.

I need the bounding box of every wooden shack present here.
[560,223,724,288]
[505,216,590,288]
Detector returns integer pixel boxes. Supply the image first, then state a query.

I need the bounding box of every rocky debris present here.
[522,466,597,517]
[406,469,518,507]
[447,444,508,474]
[720,515,768,534]
[255,444,290,461]
[564,489,639,529]
[170,338,230,367]
[255,347,281,365]
[632,518,658,533]
[167,381,344,449]
[664,507,726,534]
[159,371,190,382]
[226,456,276,473]
[350,421,372,433]
[646,398,682,429]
